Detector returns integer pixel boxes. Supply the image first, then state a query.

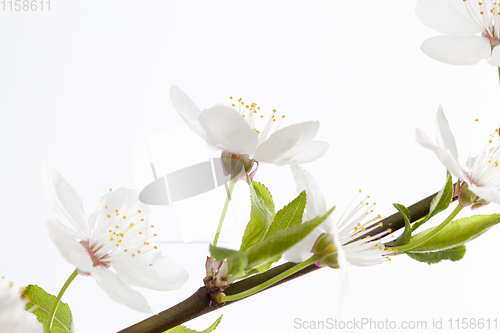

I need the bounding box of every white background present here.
[1,1,500,332]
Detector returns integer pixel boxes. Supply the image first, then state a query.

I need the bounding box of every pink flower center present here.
[81,240,111,268]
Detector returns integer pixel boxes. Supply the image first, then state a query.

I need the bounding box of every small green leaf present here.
[209,246,248,277]
[412,171,453,232]
[244,207,335,270]
[240,182,275,252]
[247,191,307,273]
[22,285,73,333]
[407,245,466,264]
[163,314,223,333]
[391,204,412,246]
[408,214,500,252]
[264,190,306,240]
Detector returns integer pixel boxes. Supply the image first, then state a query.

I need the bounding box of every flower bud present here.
[221,151,257,181]
[311,232,338,268]
[456,181,490,209]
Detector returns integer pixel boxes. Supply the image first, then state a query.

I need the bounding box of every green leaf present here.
[391,204,412,246]
[412,171,453,232]
[163,314,223,333]
[209,246,248,277]
[244,207,335,270]
[408,214,500,252]
[264,190,306,240]
[249,191,307,273]
[240,182,275,252]
[22,285,73,333]
[407,246,466,264]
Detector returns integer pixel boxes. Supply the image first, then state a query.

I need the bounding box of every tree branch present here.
[118,188,446,333]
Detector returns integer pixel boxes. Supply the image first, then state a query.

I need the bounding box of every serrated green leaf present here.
[209,246,248,277]
[22,285,73,333]
[391,203,412,246]
[244,207,335,270]
[407,246,466,264]
[247,191,307,273]
[408,214,500,252]
[240,182,275,252]
[412,171,453,232]
[163,314,223,333]
[265,191,306,240]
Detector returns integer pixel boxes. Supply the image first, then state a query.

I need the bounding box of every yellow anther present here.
[388,228,392,233]
[109,188,112,191]
[141,219,144,221]
[105,206,108,208]
[110,238,114,241]
[154,233,158,236]
[378,246,382,250]
[138,210,141,213]
[123,216,126,219]
[366,235,370,238]
[109,230,112,232]
[107,215,110,218]
[124,249,128,252]
[378,222,383,227]
[388,248,393,251]
[149,264,152,266]
[394,249,398,253]
[151,225,155,228]
[154,246,158,249]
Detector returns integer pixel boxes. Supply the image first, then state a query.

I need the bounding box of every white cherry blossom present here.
[416,106,500,206]
[41,161,188,312]
[416,0,500,66]
[169,86,328,166]
[284,163,393,267]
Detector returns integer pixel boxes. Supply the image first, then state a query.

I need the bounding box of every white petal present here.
[420,35,491,65]
[40,161,87,230]
[88,188,148,232]
[198,105,258,155]
[284,228,323,263]
[436,106,459,161]
[290,163,327,218]
[488,45,500,66]
[416,129,468,180]
[91,266,152,313]
[330,220,347,269]
[468,183,500,205]
[47,219,93,273]
[291,141,329,163]
[252,121,319,165]
[416,0,481,36]
[169,86,206,140]
[113,251,188,291]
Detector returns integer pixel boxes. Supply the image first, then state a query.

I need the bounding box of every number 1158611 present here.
[2,0,50,11]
